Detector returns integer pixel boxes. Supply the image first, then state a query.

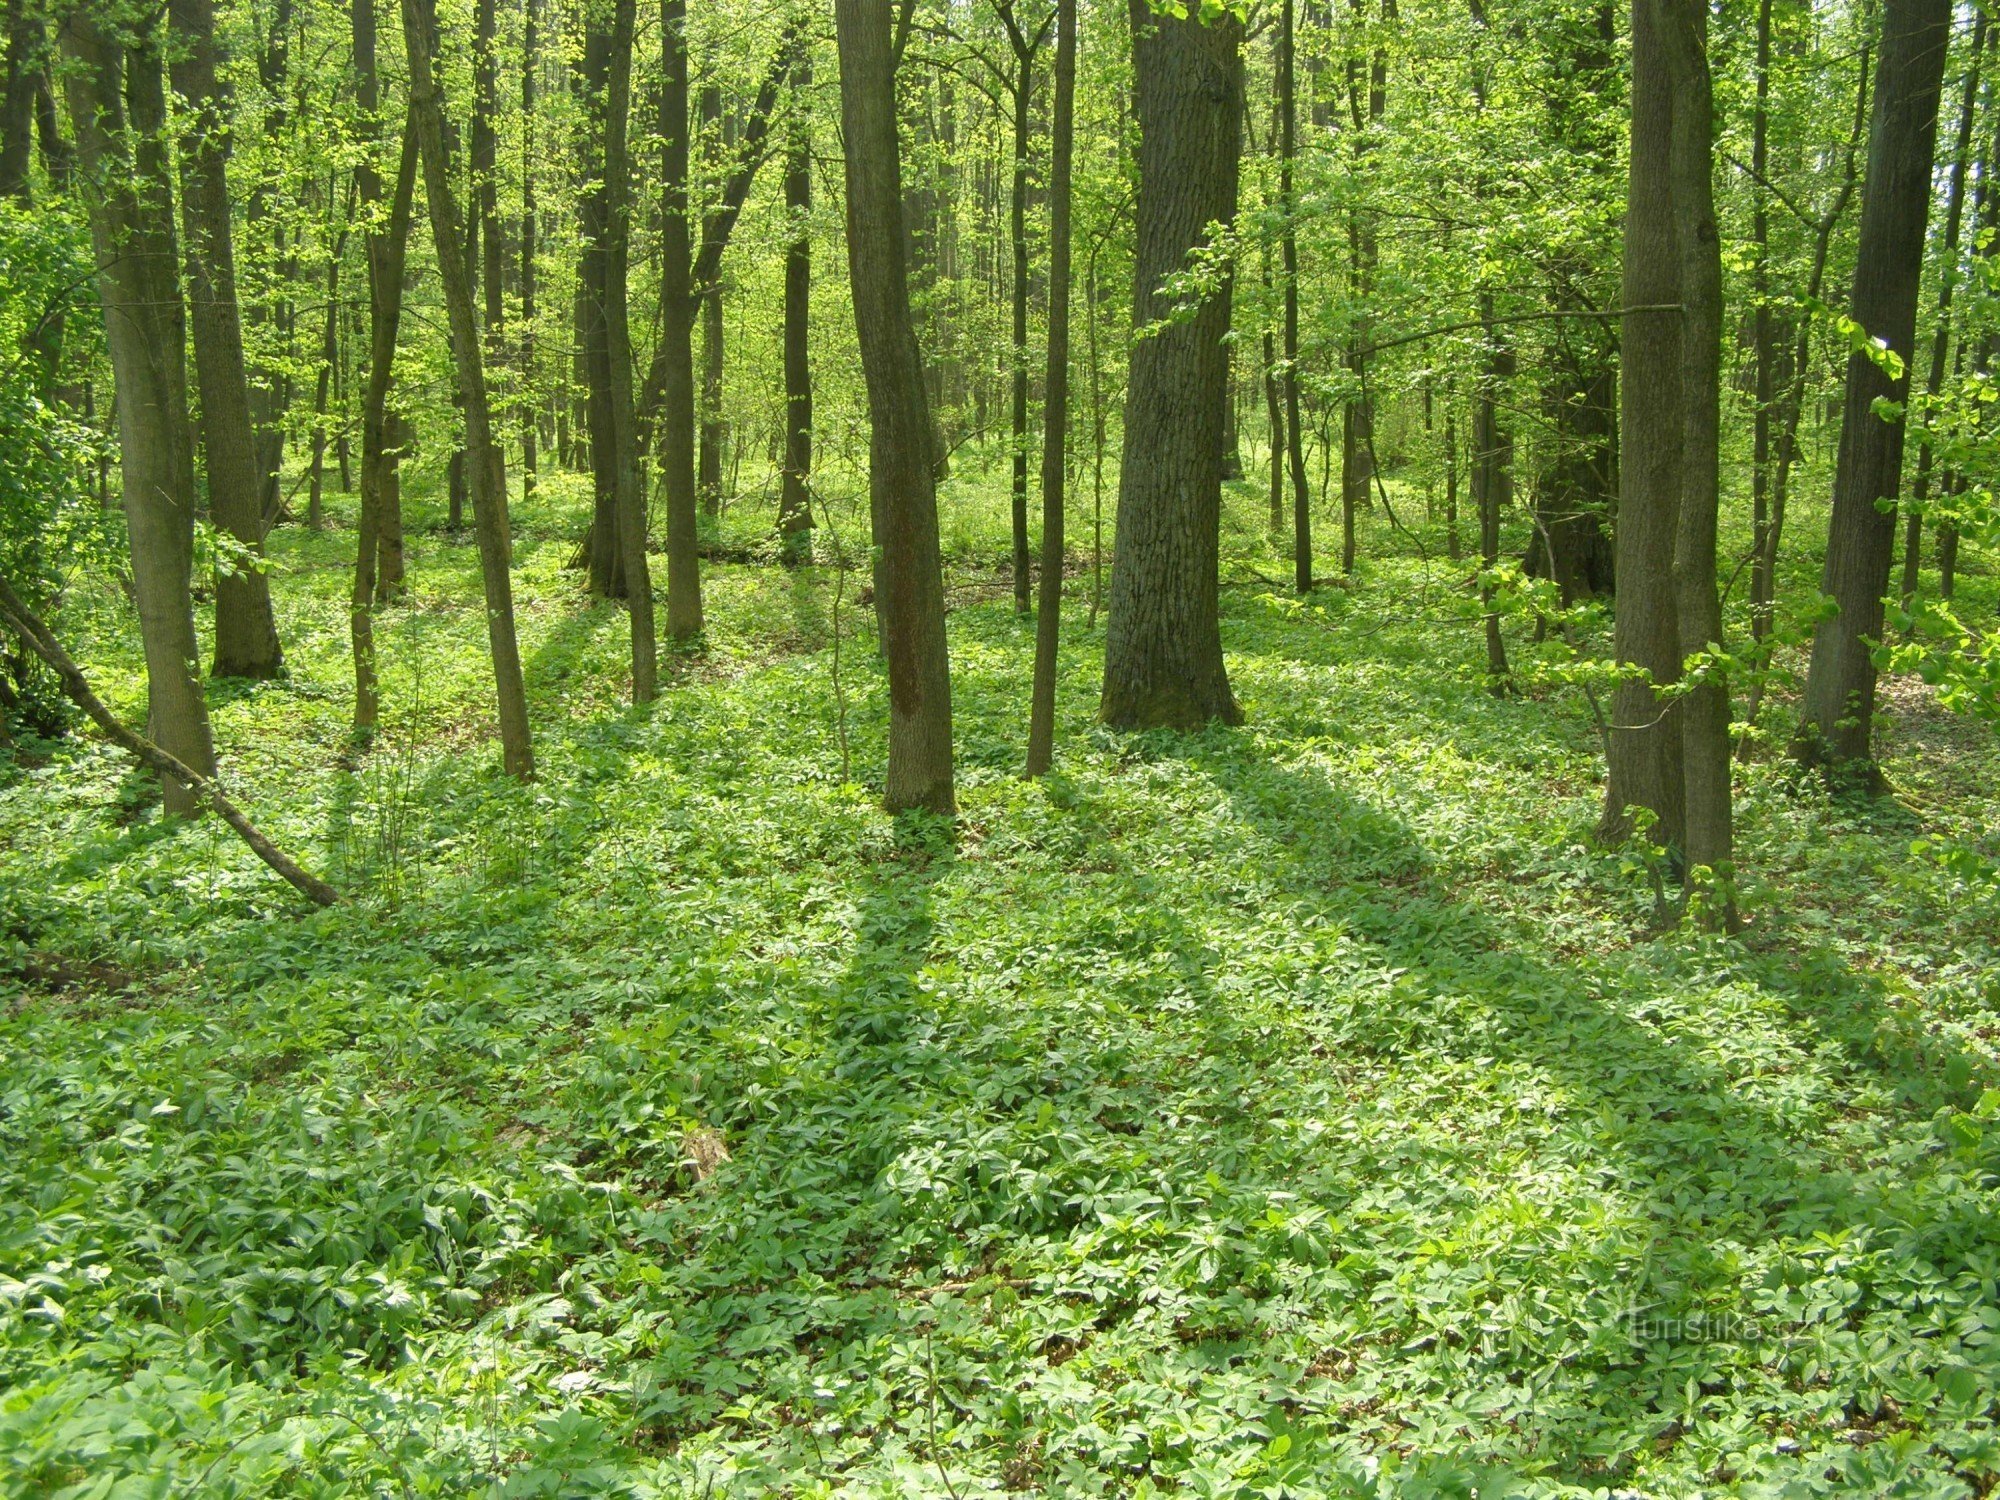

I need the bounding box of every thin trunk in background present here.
[1795,0,1951,781]
[1025,0,1075,775]
[402,0,534,779]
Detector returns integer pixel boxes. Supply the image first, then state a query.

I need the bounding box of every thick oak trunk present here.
[1099,0,1244,731]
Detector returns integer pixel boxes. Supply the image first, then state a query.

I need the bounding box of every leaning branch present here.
[0,574,340,907]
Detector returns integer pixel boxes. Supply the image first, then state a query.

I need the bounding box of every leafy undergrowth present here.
[3,471,2000,1498]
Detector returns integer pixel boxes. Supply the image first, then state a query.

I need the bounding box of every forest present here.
[3,0,2000,1484]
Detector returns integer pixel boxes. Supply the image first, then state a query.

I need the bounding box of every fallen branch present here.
[0,573,339,907]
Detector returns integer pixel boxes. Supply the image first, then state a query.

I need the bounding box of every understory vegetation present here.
[5,472,2000,1497]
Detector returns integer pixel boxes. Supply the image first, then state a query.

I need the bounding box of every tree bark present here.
[1603,0,1685,851]
[777,45,813,565]
[1656,0,1732,902]
[1025,0,1074,776]
[61,9,218,814]
[1281,0,1311,592]
[402,0,534,779]
[658,0,700,638]
[1795,0,1951,781]
[1099,0,1243,730]
[835,0,955,813]
[168,0,284,681]
[603,0,657,700]
[1899,14,1984,611]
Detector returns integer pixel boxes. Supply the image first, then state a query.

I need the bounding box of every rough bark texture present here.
[1603,0,1684,851]
[1899,14,1983,610]
[1795,0,1950,779]
[579,10,625,599]
[168,0,284,680]
[353,114,416,732]
[1100,0,1244,731]
[602,0,657,700]
[61,11,218,814]
[1024,0,1074,777]
[835,0,955,813]
[351,0,415,730]
[403,0,534,779]
[1656,0,1732,896]
[658,0,701,638]
[1281,0,1311,593]
[776,48,813,565]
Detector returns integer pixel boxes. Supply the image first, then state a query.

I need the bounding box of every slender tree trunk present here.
[1795,0,1951,781]
[1281,0,1311,592]
[353,102,416,733]
[1009,56,1033,613]
[835,0,954,813]
[777,46,813,565]
[168,0,285,681]
[1473,297,1512,694]
[520,0,539,500]
[0,0,33,201]
[603,0,656,700]
[659,0,701,638]
[62,10,217,812]
[1100,0,1244,730]
[698,83,726,523]
[1656,0,1732,904]
[403,0,534,779]
[1603,0,1685,851]
[306,193,351,530]
[1742,33,1870,732]
[578,27,624,600]
[1899,14,1984,612]
[1025,0,1075,776]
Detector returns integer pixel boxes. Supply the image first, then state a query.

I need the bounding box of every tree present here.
[402,0,534,779]
[350,0,416,732]
[1603,0,1684,852]
[600,0,657,701]
[834,0,954,813]
[1795,0,1952,782]
[1024,0,1075,776]
[1656,0,1731,903]
[1280,0,1310,593]
[167,0,283,679]
[776,38,812,565]
[1099,0,1244,731]
[61,2,217,815]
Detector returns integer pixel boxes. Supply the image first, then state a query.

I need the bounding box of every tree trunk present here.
[777,46,813,565]
[1473,297,1512,694]
[1656,0,1732,903]
[835,0,955,813]
[698,83,726,523]
[1795,0,1951,781]
[1100,0,1244,730]
[1281,0,1311,593]
[403,0,534,779]
[169,0,284,682]
[1009,56,1033,613]
[1025,0,1075,776]
[520,0,539,500]
[62,12,218,813]
[1899,14,1984,611]
[354,115,417,732]
[603,0,656,701]
[578,12,623,597]
[1603,0,1685,851]
[659,0,701,639]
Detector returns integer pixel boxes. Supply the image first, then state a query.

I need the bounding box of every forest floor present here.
[4,460,2000,1498]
